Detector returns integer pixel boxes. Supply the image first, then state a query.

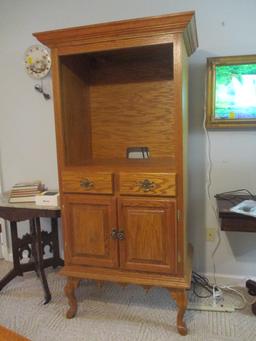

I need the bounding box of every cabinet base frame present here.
[63,274,189,336]
[61,246,192,336]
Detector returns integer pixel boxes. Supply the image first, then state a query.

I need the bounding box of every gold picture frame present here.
[206,55,256,128]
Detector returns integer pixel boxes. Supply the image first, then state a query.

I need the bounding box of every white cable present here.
[203,102,222,286]
[220,286,256,310]
[203,118,255,308]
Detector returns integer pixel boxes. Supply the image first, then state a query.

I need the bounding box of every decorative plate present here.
[24,45,51,79]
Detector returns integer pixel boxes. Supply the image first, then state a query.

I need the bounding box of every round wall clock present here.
[24,45,51,79]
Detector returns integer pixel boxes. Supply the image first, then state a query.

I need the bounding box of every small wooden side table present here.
[215,194,256,233]
[215,193,256,315]
[0,193,64,304]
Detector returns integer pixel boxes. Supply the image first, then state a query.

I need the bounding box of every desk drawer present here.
[119,172,176,197]
[62,171,113,194]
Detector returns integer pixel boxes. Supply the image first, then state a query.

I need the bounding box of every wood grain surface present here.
[0,325,30,341]
[118,197,177,274]
[62,171,113,194]
[119,172,176,196]
[63,194,118,268]
[60,60,91,166]
[33,11,198,56]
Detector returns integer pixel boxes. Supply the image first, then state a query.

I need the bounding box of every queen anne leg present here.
[64,277,80,318]
[169,289,188,336]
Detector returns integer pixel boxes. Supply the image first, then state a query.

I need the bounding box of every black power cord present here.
[192,271,222,299]
[192,271,214,298]
[215,188,256,204]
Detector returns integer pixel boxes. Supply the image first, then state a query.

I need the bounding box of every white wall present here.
[1,0,256,280]
[0,169,3,258]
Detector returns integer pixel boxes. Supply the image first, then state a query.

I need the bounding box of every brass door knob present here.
[111,229,125,240]
[117,230,125,240]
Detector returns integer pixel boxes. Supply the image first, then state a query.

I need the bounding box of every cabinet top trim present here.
[33,11,198,56]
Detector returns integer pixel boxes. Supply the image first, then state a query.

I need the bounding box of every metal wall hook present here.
[34,83,50,100]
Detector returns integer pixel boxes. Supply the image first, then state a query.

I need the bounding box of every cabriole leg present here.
[64,277,80,318]
[169,289,188,336]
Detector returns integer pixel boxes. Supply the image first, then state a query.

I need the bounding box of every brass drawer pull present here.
[138,179,156,192]
[80,178,94,189]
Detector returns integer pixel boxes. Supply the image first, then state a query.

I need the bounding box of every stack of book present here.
[9,181,45,203]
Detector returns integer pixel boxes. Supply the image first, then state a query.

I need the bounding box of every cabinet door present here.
[63,194,118,268]
[118,197,177,274]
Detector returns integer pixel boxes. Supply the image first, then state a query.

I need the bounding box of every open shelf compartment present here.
[59,43,177,167]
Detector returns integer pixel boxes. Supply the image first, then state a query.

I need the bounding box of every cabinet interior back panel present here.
[90,80,176,159]
[89,45,176,159]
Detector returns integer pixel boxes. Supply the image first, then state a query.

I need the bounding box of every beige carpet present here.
[0,260,255,341]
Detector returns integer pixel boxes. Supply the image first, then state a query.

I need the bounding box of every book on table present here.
[11,180,41,189]
[9,180,45,203]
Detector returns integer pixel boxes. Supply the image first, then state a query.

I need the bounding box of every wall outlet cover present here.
[207,228,216,241]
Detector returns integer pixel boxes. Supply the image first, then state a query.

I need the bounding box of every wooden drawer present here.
[119,172,176,197]
[62,171,113,194]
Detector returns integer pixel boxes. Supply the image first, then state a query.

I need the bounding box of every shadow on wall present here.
[226,231,256,262]
[187,50,210,273]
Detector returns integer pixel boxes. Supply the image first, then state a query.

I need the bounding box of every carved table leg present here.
[35,218,51,304]
[64,277,80,319]
[0,269,17,291]
[169,289,188,336]
[0,221,23,291]
[29,219,39,278]
[51,218,64,268]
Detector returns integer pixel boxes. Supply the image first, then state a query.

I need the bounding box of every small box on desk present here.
[35,191,60,206]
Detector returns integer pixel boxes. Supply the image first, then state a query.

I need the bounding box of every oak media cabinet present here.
[34,11,198,335]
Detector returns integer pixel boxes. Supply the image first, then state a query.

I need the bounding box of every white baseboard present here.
[203,272,256,287]
[0,219,10,261]
[1,253,255,288]
[3,250,13,262]
[1,245,11,262]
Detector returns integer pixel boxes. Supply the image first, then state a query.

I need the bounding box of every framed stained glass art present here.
[206,55,256,128]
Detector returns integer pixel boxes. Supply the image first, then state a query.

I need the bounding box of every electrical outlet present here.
[207,228,216,241]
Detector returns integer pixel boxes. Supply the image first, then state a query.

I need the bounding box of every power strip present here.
[188,303,235,312]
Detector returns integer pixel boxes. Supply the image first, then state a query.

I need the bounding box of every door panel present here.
[118,197,177,274]
[63,194,118,268]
